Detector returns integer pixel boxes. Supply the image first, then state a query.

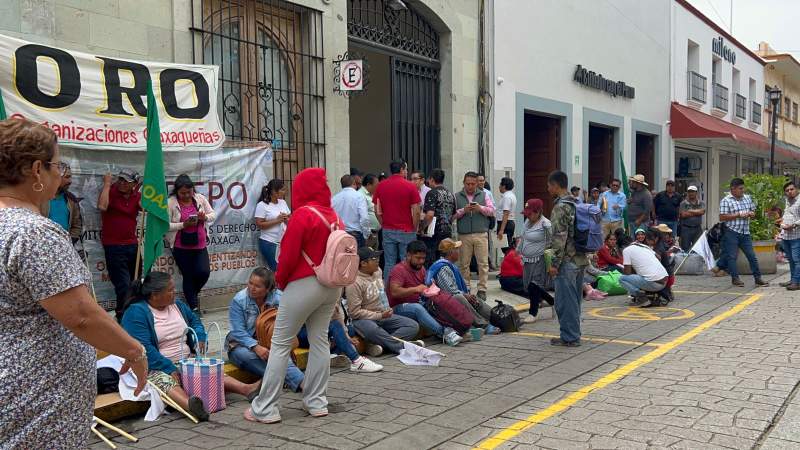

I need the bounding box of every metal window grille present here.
[713,83,728,112]
[751,101,762,125]
[348,0,439,61]
[688,71,707,104]
[735,94,747,120]
[190,0,326,191]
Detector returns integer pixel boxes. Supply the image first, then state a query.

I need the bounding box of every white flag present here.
[689,231,716,270]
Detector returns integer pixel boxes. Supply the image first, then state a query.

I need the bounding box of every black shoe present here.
[787,284,800,291]
[629,295,647,306]
[755,279,769,287]
[780,281,792,287]
[732,278,745,287]
[550,337,581,347]
[187,396,210,422]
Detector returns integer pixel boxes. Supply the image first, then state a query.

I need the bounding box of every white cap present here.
[687,185,698,191]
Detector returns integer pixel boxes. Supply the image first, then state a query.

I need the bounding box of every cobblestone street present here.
[89,269,800,450]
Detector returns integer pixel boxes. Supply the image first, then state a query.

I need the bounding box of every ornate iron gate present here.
[348,0,441,174]
[190,0,326,188]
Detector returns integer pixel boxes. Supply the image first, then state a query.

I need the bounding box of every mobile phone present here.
[469,201,478,206]
[189,214,198,220]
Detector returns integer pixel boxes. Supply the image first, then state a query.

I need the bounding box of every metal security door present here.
[392,58,440,174]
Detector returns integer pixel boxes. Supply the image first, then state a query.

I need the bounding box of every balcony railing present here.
[688,71,707,103]
[751,101,762,125]
[713,83,729,112]
[735,94,747,119]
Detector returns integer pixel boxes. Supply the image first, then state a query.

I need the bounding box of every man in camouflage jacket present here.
[546,170,588,347]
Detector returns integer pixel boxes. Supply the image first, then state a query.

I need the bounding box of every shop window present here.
[794,102,799,123]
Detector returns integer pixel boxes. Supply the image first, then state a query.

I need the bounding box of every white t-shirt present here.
[496,190,517,222]
[622,244,668,282]
[254,199,290,243]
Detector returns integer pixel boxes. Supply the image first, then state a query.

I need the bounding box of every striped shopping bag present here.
[179,323,226,413]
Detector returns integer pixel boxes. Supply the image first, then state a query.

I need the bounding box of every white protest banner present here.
[60,143,272,306]
[0,33,224,151]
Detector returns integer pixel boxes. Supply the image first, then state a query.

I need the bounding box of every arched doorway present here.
[347,0,441,176]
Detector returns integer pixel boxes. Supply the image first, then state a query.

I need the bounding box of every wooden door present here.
[636,133,655,187]
[524,114,560,215]
[588,126,613,191]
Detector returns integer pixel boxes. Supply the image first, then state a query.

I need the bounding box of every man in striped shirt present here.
[719,178,768,288]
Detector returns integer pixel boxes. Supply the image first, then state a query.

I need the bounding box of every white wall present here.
[491,0,671,185]
[671,2,765,132]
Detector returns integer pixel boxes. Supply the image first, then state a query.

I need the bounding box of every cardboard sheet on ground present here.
[396,342,446,366]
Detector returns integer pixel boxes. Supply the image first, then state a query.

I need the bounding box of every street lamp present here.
[768,86,782,175]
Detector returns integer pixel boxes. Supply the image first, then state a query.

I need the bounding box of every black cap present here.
[358,247,382,262]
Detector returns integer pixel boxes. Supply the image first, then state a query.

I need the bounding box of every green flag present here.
[141,80,169,276]
[0,87,7,120]
[619,151,631,232]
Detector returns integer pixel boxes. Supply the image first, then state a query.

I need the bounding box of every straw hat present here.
[628,174,649,187]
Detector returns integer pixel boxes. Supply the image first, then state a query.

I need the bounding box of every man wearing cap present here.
[98,169,142,321]
[679,186,705,251]
[627,174,653,235]
[427,239,497,332]
[653,180,682,238]
[600,178,627,238]
[345,247,422,355]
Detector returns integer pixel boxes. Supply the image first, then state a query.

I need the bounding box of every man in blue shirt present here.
[43,164,82,245]
[600,178,626,238]
[332,174,371,248]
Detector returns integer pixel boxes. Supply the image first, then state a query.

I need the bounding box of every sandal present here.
[243,407,281,424]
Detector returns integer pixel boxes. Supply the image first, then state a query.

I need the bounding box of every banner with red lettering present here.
[0,33,224,150]
[60,143,272,308]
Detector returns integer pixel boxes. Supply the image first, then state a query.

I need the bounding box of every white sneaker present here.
[330,354,350,368]
[443,327,463,346]
[410,340,426,348]
[366,344,384,357]
[350,356,383,373]
[522,314,537,324]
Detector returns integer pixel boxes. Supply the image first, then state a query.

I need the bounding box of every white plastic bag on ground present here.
[396,341,446,366]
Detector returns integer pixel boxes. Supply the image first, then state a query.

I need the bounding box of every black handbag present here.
[490,300,521,332]
[97,367,120,394]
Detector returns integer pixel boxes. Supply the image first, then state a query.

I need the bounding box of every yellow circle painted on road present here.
[588,306,695,321]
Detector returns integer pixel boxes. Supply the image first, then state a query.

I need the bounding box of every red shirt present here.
[101,185,142,246]
[597,245,623,269]
[387,261,426,307]
[373,175,421,232]
[499,249,523,278]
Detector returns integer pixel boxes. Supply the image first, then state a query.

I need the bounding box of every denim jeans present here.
[393,301,444,337]
[784,238,800,283]
[722,230,761,280]
[353,315,419,354]
[553,262,584,343]
[619,274,665,296]
[258,239,279,272]
[298,321,360,362]
[227,345,304,392]
[382,230,417,282]
[347,231,366,249]
[104,244,139,317]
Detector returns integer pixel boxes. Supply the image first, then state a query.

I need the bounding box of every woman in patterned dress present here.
[0,118,149,449]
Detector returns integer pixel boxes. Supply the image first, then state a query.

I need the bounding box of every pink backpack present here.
[301,206,359,287]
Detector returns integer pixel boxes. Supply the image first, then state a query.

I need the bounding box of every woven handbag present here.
[179,323,226,413]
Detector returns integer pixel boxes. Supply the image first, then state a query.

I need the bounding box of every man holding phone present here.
[454,171,495,301]
[719,178,768,288]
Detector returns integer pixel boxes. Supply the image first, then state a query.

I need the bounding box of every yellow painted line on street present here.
[474,293,763,450]
[672,290,750,295]
[513,331,660,347]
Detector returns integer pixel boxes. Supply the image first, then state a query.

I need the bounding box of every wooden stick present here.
[147,381,199,424]
[91,425,117,449]
[133,211,144,281]
[93,417,138,443]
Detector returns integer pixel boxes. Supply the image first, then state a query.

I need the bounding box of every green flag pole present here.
[140,80,170,277]
[620,151,631,233]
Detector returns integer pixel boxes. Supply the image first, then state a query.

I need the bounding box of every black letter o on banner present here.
[15,44,80,109]
[159,69,210,119]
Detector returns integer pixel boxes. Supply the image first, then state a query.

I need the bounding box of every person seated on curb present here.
[122,271,260,422]
[298,301,384,373]
[427,238,500,334]
[620,230,669,305]
[388,240,463,346]
[225,267,305,393]
[345,247,423,356]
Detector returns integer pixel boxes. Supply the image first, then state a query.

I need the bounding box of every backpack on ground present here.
[425,292,473,335]
[562,199,603,253]
[302,206,359,288]
[490,300,521,332]
[255,305,299,355]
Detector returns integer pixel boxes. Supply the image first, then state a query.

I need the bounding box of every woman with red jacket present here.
[246,168,343,424]
[596,233,624,272]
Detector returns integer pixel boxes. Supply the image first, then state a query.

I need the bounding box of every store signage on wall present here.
[0,34,225,151]
[573,65,635,99]
[712,36,736,64]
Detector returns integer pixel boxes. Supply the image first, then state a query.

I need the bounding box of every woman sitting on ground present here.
[122,271,260,421]
[596,233,624,272]
[226,267,305,392]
